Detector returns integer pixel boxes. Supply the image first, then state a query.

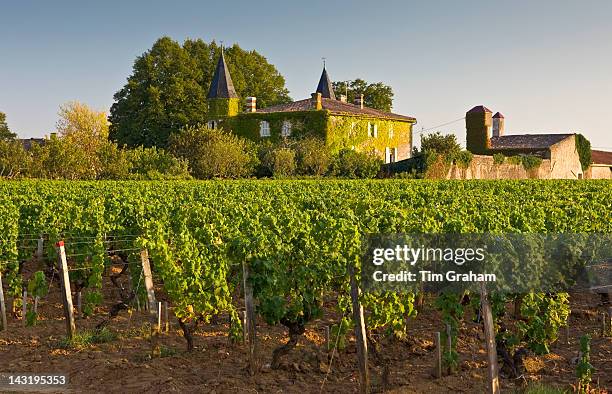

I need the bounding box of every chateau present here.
[205,51,417,163]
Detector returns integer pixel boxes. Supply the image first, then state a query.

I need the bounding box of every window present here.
[207,120,217,129]
[259,121,270,137]
[368,122,378,138]
[373,123,378,138]
[281,121,292,137]
[349,122,357,137]
[367,122,372,137]
[388,125,394,138]
[385,147,398,164]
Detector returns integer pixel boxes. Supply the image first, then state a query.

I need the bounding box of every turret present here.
[207,48,239,118]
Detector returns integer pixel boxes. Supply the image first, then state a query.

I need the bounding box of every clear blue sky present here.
[1,0,611,149]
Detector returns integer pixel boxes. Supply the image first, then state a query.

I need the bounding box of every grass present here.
[521,383,567,394]
[57,327,117,349]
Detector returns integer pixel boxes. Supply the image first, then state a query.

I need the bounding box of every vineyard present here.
[0,179,611,393]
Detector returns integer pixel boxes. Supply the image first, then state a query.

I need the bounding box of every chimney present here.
[340,94,347,103]
[311,92,322,110]
[354,94,364,109]
[245,97,257,113]
[492,112,505,137]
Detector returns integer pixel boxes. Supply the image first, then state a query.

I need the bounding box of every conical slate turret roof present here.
[207,49,238,99]
[316,67,336,100]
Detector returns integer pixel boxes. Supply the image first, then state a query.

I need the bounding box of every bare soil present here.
[0,266,610,394]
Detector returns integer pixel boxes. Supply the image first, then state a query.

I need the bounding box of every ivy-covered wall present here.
[327,115,413,159]
[208,98,240,118]
[214,108,414,161]
[466,110,491,154]
[223,111,328,142]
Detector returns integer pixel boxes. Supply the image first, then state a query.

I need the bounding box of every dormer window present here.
[281,121,292,137]
[259,121,270,137]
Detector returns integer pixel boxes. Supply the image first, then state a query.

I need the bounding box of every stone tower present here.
[207,48,239,118]
[465,105,492,154]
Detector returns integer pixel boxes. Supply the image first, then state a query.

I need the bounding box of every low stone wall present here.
[445,155,552,179]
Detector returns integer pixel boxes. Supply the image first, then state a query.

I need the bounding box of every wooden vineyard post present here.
[77,291,82,318]
[242,261,256,375]
[140,249,157,314]
[22,290,27,327]
[479,282,500,394]
[446,323,452,360]
[0,271,7,331]
[157,302,162,332]
[56,241,76,338]
[140,249,160,356]
[348,263,370,394]
[434,331,442,378]
[36,237,44,261]
[164,301,169,333]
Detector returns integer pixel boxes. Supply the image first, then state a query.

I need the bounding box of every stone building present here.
[463,105,584,179]
[206,51,417,163]
[585,150,612,179]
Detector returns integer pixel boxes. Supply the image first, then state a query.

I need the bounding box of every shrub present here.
[262,147,297,177]
[169,125,257,179]
[127,146,191,180]
[521,155,543,171]
[493,153,505,165]
[330,149,382,179]
[97,142,131,179]
[507,156,522,165]
[294,137,331,176]
[453,150,473,169]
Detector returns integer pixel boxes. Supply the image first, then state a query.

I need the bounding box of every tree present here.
[109,37,291,148]
[168,124,258,179]
[332,79,394,112]
[29,135,94,180]
[0,140,29,178]
[418,132,461,157]
[0,112,17,141]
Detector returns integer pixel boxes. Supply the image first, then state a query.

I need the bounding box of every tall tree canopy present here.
[109,37,291,147]
[0,112,17,141]
[332,79,394,112]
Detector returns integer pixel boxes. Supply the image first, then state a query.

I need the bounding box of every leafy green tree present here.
[109,37,291,148]
[332,79,394,112]
[29,135,94,180]
[418,132,461,157]
[168,124,257,179]
[0,112,17,141]
[0,140,29,178]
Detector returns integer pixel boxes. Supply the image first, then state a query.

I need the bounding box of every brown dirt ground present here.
[0,263,610,394]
